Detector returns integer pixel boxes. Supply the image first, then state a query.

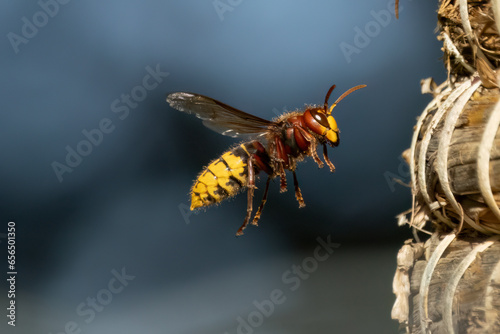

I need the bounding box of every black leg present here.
[252,176,271,226]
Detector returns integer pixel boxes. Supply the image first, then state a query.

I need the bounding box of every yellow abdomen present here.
[190,144,252,210]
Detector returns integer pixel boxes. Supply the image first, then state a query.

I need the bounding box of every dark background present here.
[0,1,445,333]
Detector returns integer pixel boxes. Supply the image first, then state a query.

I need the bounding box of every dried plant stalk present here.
[393,235,500,333]
[393,1,500,332]
[438,0,500,83]
[406,77,500,235]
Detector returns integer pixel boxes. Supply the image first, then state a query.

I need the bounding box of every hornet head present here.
[303,83,366,146]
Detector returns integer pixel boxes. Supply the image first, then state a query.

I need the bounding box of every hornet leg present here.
[297,127,323,169]
[310,144,324,169]
[236,156,256,236]
[323,143,335,172]
[274,136,288,193]
[293,171,305,208]
[278,162,287,193]
[251,176,271,226]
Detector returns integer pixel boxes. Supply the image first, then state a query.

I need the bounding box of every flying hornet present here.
[167,83,366,236]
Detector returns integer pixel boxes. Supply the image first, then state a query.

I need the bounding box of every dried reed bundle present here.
[398,0,500,238]
[393,1,500,332]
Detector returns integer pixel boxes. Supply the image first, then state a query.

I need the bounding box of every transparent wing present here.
[167,92,274,138]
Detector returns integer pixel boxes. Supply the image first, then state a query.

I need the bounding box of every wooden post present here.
[393,235,500,333]
[393,1,500,332]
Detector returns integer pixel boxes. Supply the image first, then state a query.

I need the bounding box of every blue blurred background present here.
[0,1,445,333]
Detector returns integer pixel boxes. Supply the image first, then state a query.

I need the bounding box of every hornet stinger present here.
[167,83,366,236]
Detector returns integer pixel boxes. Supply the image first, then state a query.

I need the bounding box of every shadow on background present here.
[0,1,445,333]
